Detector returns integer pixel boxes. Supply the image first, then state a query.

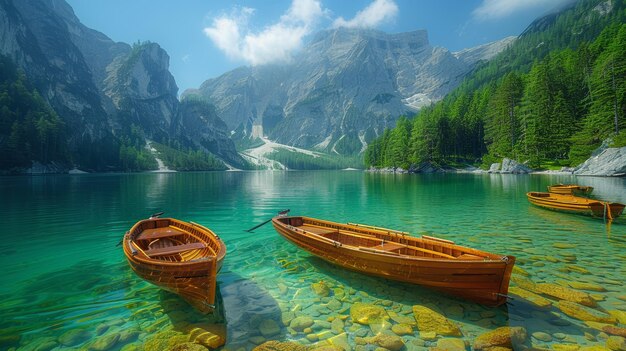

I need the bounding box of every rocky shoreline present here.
[369,146,626,177]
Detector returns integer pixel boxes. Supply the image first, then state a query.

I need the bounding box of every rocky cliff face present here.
[193,28,515,155]
[0,0,244,171]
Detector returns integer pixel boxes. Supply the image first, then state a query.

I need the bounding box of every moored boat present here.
[122,213,226,313]
[547,184,594,196]
[527,192,625,220]
[272,214,515,306]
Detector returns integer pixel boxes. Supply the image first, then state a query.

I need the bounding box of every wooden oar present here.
[246,209,290,232]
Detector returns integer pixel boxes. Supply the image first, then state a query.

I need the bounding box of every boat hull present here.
[123,218,226,313]
[527,192,624,219]
[272,216,515,306]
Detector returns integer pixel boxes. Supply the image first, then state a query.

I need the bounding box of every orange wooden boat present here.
[527,192,625,220]
[547,184,594,196]
[122,214,226,313]
[272,214,515,306]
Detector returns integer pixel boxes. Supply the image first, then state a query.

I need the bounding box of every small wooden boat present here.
[527,192,625,220]
[272,214,515,306]
[122,213,226,313]
[547,184,594,196]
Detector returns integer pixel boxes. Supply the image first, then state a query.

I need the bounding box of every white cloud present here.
[333,0,398,29]
[204,0,326,66]
[472,0,571,21]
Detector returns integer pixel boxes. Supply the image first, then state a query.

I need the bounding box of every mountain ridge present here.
[190,27,515,156]
[0,0,247,172]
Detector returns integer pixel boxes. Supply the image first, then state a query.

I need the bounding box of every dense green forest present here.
[365,0,626,170]
[0,55,230,173]
[0,56,69,171]
[151,143,227,171]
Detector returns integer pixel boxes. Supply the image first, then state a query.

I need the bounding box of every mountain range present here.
[0,0,246,172]
[189,28,514,156]
[1,0,515,172]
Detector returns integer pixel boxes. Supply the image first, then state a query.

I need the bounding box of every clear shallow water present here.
[1,171,625,350]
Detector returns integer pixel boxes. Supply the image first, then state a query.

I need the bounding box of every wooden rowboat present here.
[547,184,594,196]
[272,215,515,306]
[527,192,625,220]
[122,214,226,313]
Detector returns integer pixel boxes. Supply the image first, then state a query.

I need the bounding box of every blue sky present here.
[66,0,572,93]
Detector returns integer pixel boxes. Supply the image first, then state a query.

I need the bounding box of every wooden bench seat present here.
[300,225,338,236]
[137,227,185,241]
[370,242,405,252]
[144,242,206,257]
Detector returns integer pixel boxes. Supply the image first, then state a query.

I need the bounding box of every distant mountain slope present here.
[0,0,246,172]
[364,0,626,171]
[190,28,514,156]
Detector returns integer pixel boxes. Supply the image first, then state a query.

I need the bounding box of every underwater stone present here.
[326,299,342,311]
[387,311,417,325]
[306,334,319,342]
[118,329,141,343]
[88,333,119,350]
[350,303,388,325]
[310,346,343,351]
[509,286,552,309]
[551,344,580,351]
[511,275,535,290]
[558,301,617,324]
[331,318,344,334]
[312,281,331,297]
[420,331,437,341]
[560,280,607,292]
[604,326,626,338]
[252,340,309,351]
[609,310,626,324]
[282,311,296,325]
[355,328,369,337]
[32,339,58,351]
[553,243,577,249]
[58,329,91,347]
[579,346,613,351]
[535,283,597,307]
[314,320,332,330]
[333,288,345,299]
[512,266,530,276]
[412,304,462,337]
[249,336,267,345]
[290,316,315,332]
[391,323,413,336]
[531,332,552,342]
[170,343,209,351]
[278,283,289,295]
[259,320,281,337]
[435,338,467,351]
[607,336,626,351]
[363,334,405,351]
[473,326,527,350]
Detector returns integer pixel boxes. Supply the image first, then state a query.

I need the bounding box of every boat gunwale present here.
[124,217,226,267]
[272,216,512,264]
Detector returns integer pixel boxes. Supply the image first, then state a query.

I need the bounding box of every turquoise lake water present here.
[1,171,625,350]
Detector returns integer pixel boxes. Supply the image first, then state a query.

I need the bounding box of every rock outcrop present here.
[192,28,515,155]
[500,158,533,174]
[574,146,626,177]
[0,0,245,171]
